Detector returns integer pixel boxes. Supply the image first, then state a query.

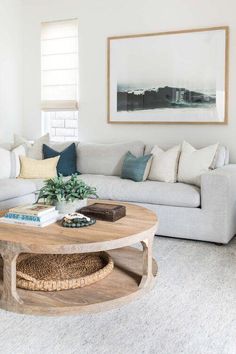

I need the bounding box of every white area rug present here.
[0,236,236,354]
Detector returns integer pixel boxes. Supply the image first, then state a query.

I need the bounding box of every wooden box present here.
[80,203,126,222]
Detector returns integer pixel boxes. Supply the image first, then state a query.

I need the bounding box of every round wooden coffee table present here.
[0,200,158,316]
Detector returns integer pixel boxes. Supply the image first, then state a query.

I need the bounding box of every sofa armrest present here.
[200,164,236,242]
[201,164,236,211]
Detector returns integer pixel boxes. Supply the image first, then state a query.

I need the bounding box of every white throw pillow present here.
[13,134,32,149]
[11,145,26,177]
[148,145,180,183]
[0,144,26,179]
[178,141,219,186]
[13,133,49,160]
[0,148,11,179]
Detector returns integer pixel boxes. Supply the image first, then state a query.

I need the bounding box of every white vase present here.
[54,199,88,215]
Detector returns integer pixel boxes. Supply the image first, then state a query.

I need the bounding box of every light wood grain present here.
[140,238,154,289]
[0,200,158,253]
[1,251,23,308]
[0,247,157,316]
[0,200,158,316]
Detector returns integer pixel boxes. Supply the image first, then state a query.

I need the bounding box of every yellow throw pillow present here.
[19,155,59,179]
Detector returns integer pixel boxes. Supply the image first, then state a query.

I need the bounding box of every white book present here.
[9,204,56,217]
[5,210,59,223]
[0,216,58,228]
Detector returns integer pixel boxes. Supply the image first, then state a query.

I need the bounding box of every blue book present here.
[5,211,58,223]
[5,213,40,222]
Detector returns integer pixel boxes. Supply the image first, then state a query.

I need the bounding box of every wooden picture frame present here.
[107,26,229,124]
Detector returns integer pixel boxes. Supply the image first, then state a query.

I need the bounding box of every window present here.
[41,19,79,141]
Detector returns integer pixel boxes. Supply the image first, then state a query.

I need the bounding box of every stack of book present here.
[1,204,58,227]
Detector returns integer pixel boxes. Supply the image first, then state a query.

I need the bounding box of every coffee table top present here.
[0,200,158,253]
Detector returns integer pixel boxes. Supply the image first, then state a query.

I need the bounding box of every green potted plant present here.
[37,174,98,214]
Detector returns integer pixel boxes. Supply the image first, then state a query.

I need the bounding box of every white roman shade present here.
[41,19,79,111]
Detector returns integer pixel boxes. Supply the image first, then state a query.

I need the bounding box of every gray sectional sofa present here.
[1,141,236,244]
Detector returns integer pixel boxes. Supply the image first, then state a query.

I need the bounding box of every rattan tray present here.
[16,252,114,292]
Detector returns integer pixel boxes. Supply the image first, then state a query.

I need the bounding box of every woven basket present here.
[16,252,114,292]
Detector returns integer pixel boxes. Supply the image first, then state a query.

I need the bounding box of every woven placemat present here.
[16,252,114,292]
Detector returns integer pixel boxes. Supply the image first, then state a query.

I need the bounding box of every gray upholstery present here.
[0,143,13,150]
[23,175,200,208]
[213,145,230,168]
[47,141,79,152]
[0,140,235,244]
[25,178,47,191]
[0,194,36,210]
[79,174,200,208]
[24,177,71,191]
[77,141,144,176]
[136,165,236,244]
[0,179,36,202]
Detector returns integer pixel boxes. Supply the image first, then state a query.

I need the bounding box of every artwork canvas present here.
[108,27,228,124]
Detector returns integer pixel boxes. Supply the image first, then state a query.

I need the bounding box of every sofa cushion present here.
[79,174,200,208]
[77,141,144,176]
[0,194,36,210]
[0,179,37,202]
[212,145,230,168]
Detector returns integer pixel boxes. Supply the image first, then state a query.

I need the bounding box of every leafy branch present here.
[37,174,98,204]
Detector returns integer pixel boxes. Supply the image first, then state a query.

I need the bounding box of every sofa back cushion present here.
[0,143,13,150]
[47,141,79,152]
[77,141,144,176]
[13,133,50,160]
[212,145,229,168]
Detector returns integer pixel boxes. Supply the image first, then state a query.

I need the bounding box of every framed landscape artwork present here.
[107,26,229,124]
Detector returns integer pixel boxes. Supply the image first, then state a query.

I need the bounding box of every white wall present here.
[22,0,236,161]
[0,0,23,142]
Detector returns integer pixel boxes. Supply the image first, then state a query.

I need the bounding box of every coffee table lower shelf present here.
[0,246,157,316]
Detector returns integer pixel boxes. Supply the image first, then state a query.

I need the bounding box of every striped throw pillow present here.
[0,145,26,179]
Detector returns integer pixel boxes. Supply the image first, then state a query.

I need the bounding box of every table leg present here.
[139,238,154,289]
[1,252,23,306]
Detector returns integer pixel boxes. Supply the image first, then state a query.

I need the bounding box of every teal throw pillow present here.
[121,151,153,182]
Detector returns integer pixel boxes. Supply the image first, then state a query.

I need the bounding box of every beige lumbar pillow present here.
[148,145,180,183]
[19,155,59,179]
[178,141,219,186]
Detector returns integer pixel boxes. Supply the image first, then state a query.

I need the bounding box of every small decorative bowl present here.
[62,212,96,228]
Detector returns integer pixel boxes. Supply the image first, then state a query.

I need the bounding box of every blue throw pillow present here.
[121,151,153,182]
[43,143,78,177]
